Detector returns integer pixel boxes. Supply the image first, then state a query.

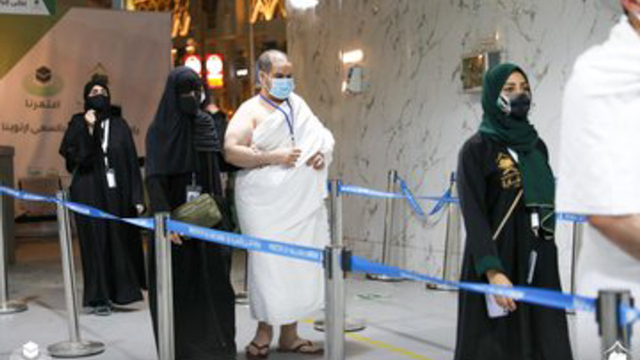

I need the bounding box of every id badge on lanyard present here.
[186,173,202,202]
[106,169,117,189]
[102,119,117,189]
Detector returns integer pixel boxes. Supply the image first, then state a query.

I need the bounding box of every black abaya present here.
[146,155,236,360]
[59,114,146,307]
[145,67,236,360]
[454,133,573,360]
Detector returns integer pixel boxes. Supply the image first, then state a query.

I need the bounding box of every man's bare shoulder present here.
[233,96,261,120]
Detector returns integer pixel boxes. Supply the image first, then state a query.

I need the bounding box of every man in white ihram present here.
[556,0,640,358]
[224,50,334,358]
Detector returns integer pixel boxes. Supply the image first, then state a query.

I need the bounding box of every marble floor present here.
[0,236,575,360]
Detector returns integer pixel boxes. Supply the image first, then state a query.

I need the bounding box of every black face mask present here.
[86,94,110,113]
[178,94,199,115]
[498,93,531,121]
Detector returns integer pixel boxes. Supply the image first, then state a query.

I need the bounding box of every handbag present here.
[172,193,222,228]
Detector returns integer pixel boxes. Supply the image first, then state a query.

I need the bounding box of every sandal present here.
[277,339,323,355]
[245,341,270,359]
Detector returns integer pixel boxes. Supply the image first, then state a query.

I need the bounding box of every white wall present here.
[287,0,620,289]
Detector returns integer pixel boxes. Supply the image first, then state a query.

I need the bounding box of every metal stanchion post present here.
[570,221,584,295]
[315,180,365,334]
[367,170,404,282]
[235,250,249,305]
[324,180,346,360]
[597,290,633,359]
[324,246,346,360]
[48,190,104,358]
[155,212,174,360]
[430,172,460,291]
[0,189,27,315]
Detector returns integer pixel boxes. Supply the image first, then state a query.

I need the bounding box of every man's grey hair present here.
[257,50,289,74]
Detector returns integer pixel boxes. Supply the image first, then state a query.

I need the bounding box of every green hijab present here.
[479,63,555,237]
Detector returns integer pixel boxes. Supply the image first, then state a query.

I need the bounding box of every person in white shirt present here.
[556,1,640,358]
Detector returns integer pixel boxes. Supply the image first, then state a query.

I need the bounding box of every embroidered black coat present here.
[454,133,573,360]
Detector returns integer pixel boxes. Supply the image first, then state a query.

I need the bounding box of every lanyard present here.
[101,119,110,169]
[259,94,295,144]
[507,147,540,235]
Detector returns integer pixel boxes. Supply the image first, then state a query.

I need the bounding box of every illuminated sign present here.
[206,54,224,89]
[183,54,202,75]
[129,0,191,38]
[250,0,286,24]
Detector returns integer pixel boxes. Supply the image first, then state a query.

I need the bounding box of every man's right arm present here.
[589,215,640,261]
[223,105,299,168]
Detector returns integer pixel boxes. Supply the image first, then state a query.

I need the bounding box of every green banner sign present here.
[0,0,56,16]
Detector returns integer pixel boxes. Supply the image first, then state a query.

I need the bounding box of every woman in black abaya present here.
[59,79,146,316]
[145,67,236,360]
[454,63,573,360]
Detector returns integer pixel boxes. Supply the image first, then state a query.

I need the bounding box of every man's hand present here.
[306,151,325,170]
[135,204,145,216]
[590,215,640,261]
[270,148,302,167]
[486,270,517,312]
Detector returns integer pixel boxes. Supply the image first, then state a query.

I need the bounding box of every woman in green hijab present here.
[454,63,573,360]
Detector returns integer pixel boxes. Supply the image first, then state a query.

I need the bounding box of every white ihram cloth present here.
[235,93,335,325]
[556,16,640,359]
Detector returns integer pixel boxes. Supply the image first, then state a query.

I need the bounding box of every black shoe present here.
[94,304,113,316]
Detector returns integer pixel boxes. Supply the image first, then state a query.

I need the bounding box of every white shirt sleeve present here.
[556,68,640,216]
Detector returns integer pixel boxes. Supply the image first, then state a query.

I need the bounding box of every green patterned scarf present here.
[479,63,555,236]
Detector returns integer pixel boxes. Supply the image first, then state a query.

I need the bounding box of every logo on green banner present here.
[22,66,64,97]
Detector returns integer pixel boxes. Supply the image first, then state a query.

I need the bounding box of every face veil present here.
[145,67,202,177]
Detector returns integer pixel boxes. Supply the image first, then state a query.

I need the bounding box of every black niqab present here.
[145,67,201,177]
[83,79,111,121]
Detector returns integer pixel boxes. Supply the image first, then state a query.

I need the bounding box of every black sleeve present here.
[145,175,171,213]
[121,118,144,207]
[457,138,505,277]
[212,111,240,173]
[59,115,101,174]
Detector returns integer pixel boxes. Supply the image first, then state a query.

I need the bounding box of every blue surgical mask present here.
[269,78,295,100]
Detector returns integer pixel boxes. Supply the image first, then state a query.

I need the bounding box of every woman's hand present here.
[486,270,517,312]
[306,151,325,170]
[84,110,97,134]
[85,109,97,126]
[169,233,183,245]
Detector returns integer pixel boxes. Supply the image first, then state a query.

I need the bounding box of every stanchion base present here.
[313,318,367,333]
[0,300,28,315]
[235,291,249,305]
[366,274,405,282]
[426,283,457,292]
[48,341,105,358]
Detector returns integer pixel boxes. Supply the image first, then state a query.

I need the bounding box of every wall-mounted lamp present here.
[341,49,364,64]
[236,69,249,77]
[288,0,318,10]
